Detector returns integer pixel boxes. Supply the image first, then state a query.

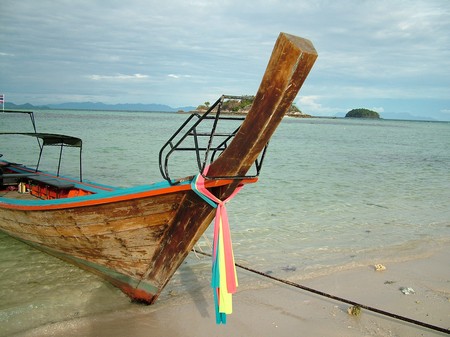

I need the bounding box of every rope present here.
[193,250,450,335]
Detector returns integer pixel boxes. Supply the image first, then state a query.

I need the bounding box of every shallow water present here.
[1,111,450,335]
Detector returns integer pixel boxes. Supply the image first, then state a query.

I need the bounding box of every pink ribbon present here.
[191,166,243,324]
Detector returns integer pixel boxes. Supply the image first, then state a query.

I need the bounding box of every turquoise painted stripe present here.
[191,173,217,208]
[0,179,191,207]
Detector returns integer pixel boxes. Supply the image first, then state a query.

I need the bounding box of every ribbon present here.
[191,166,243,324]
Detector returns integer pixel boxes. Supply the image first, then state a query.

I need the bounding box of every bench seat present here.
[1,173,36,186]
[30,175,75,189]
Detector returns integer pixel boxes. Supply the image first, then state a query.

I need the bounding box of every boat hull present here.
[0,182,232,303]
[0,32,317,304]
[0,178,257,303]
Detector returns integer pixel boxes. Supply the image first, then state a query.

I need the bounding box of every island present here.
[345,108,380,119]
[194,96,311,118]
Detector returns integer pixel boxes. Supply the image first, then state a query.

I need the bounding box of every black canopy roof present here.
[0,132,82,147]
[2,110,34,114]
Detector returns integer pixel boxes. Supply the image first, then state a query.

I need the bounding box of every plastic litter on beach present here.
[374,264,386,271]
[400,287,415,295]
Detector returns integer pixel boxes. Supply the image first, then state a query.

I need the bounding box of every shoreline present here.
[18,243,450,337]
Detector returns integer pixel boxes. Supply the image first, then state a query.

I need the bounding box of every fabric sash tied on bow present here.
[191,166,243,324]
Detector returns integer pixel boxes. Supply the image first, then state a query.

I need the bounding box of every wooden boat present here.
[0,33,317,304]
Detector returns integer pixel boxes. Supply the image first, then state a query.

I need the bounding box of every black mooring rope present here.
[193,250,450,335]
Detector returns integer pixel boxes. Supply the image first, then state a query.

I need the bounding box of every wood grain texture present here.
[0,33,317,304]
[143,33,317,301]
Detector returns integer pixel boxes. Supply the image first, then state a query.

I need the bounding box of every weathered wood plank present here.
[143,33,318,299]
[209,33,317,179]
[0,33,317,304]
[0,194,179,277]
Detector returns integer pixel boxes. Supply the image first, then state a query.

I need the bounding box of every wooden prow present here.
[144,33,317,301]
[208,33,317,178]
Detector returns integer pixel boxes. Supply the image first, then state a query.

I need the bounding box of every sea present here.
[1,110,450,335]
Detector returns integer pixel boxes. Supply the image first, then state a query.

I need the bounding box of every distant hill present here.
[345,108,380,119]
[4,101,195,112]
[4,102,50,110]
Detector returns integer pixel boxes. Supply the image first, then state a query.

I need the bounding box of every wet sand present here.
[18,245,450,337]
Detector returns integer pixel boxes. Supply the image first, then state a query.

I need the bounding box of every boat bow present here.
[144,32,317,302]
[0,32,317,308]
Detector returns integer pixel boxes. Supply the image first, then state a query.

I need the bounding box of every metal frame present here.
[159,95,268,184]
[2,110,42,150]
[34,134,83,181]
[2,111,83,181]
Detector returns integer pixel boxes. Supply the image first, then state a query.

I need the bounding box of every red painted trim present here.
[119,284,157,304]
[0,177,258,211]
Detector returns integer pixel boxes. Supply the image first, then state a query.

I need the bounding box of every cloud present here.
[89,74,149,81]
[297,96,323,112]
[167,74,192,80]
[296,95,341,116]
[0,0,449,119]
[371,107,385,113]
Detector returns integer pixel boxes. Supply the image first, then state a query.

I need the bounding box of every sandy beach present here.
[17,243,450,337]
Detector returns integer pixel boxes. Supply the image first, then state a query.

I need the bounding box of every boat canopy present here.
[0,132,83,181]
[1,110,39,133]
[0,132,82,147]
[2,110,36,114]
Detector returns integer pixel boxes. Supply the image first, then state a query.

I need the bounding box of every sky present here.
[1,0,450,120]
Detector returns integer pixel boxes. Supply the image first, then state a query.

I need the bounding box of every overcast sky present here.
[1,0,449,120]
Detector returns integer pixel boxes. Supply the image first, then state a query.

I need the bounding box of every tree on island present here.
[196,96,309,116]
[345,108,380,119]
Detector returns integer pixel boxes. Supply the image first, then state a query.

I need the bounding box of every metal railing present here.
[159,95,268,184]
